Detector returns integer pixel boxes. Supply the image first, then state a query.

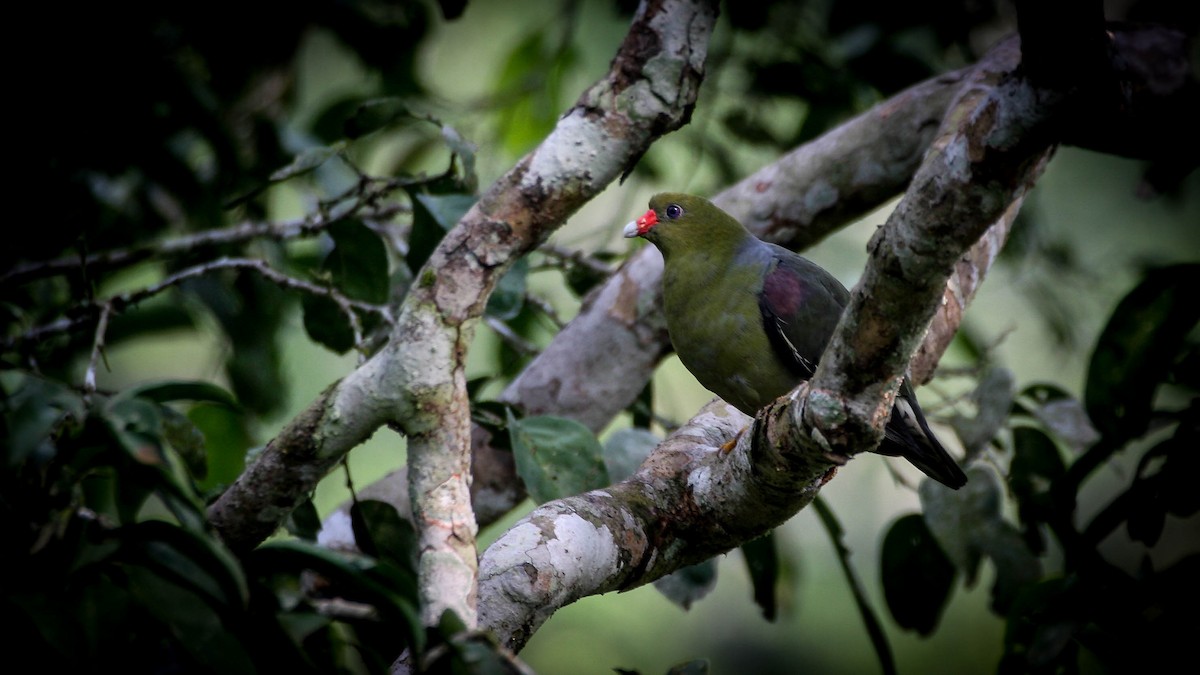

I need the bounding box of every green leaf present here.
[920,466,1041,614]
[1016,383,1099,453]
[326,219,389,304]
[973,520,1042,615]
[404,191,477,274]
[880,514,956,635]
[269,144,343,182]
[301,293,355,354]
[123,565,256,675]
[111,380,240,409]
[250,539,422,653]
[345,97,413,139]
[425,608,527,675]
[652,559,717,610]
[602,427,660,482]
[5,374,85,466]
[350,499,419,574]
[494,30,578,157]
[188,403,251,490]
[950,366,1015,456]
[126,520,249,610]
[506,410,609,504]
[485,255,528,320]
[440,123,478,193]
[740,532,780,621]
[104,395,166,467]
[1010,426,1066,553]
[1085,263,1200,443]
[920,465,1004,583]
[285,498,322,542]
[159,405,208,480]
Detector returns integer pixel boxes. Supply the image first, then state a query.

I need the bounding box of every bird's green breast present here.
[662,249,799,416]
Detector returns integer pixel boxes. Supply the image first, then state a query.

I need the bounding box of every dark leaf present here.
[1015,383,1099,453]
[1010,426,1066,553]
[973,520,1042,615]
[486,255,528,320]
[1161,408,1200,516]
[405,191,477,274]
[126,520,249,609]
[159,405,208,480]
[5,375,84,466]
[124,565,256,675]
[950,366,1016,456]
[251,539,421,631]
[302,293,356,354]
[920,465,1004,583]
[285,498,322,542]
[351,499,419,574]
[741,533,780,621]
[653,559,717,610]
[507,410,608,504]
[880,514,955,635]
[1085,263,1200,443]
[326,219,390,304]
[602,427,660,483]
[188,402,252,491]
[113,380,240,409]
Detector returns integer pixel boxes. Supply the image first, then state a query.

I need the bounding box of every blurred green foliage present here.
[2,1,1198,674]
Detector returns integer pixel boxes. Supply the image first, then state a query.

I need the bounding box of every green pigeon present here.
[624,192,967,489]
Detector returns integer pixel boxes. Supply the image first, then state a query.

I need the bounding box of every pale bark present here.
[473,35,1059,652]
[210,0,720,628]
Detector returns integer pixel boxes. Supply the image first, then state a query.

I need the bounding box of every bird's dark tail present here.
[878,380,968,489]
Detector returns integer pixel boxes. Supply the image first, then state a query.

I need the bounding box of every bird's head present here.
[623,193,749,256]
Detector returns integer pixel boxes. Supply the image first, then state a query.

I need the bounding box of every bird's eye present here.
[665,204,683,219]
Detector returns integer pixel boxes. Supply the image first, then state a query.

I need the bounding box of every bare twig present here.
[83,304,112,394]
[0,204,407,289]
[5,257,392,353]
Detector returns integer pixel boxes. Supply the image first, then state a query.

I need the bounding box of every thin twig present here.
[536,243,615,278]
[0,203,408,288]
[522,293,565,329]
[484,317,540,357]
[5,257,393,352]
[83,304,112,394]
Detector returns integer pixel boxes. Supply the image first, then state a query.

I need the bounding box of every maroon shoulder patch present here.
[762,265,805,319]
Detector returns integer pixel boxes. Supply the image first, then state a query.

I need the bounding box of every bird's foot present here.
[720,425,748,454]
[819,466,838,486]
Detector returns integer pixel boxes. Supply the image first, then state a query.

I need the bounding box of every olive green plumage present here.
[625,192,967,489]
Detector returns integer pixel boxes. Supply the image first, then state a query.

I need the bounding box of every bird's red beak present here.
[623,209,658,238]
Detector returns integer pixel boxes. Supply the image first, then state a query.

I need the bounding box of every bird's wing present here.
[757,247,851,380]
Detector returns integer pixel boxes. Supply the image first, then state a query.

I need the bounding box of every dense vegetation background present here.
[4,1,1197,673]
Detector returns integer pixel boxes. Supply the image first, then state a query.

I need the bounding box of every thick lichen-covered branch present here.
[321,47,980,544]
[398,0,719,628]
[477,397,833,652]
[799,38,1055,461]
[210,0,720,628]
[318,20,1194,651]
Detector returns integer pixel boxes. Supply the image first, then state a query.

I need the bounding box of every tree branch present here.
[472,34,1055,653]
[209,0,720,629]
[318,36,998,547]
[477,397,832,652]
